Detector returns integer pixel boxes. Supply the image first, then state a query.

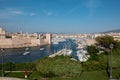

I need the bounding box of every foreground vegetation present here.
[36,56,82,78]
[0,35,120,80]
[0,62,35,71]
[0,52,120,80]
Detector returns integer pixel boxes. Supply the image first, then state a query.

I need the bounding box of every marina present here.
[0,0,120,79]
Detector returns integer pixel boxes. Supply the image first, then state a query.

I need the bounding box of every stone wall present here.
[0,39,12,48]
[0,38,51,48]
[31,39,40,46]
[0,33,51,48]
[44,34,51,44]
[0,38,31,48]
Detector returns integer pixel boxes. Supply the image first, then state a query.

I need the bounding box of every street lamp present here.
[1,49,4,77]
[109,44,114,79]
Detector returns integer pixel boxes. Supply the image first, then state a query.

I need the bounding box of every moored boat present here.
[23,47,30,55]
[23,51,30,55]
[40,48,45,50]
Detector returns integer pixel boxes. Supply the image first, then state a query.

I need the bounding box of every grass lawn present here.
[80,71,108,80]
[5,72,24,78]
[28,71,42,80]
[0,71,26,79]
[112,54,120,68]
[0,69,119,80]
[112,68,120,79]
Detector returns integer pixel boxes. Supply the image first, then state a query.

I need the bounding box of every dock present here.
[49,49,65,58]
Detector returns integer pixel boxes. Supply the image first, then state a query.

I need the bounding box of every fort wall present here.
[0,36,51,48]
[0,27,51,48]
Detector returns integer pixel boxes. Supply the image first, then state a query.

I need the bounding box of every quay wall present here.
[40,39,49,46]
[31,39,40,46]
[0,39,12,48]
[0,38,50,48]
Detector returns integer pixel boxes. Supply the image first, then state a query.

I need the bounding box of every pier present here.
[49,49,65,58]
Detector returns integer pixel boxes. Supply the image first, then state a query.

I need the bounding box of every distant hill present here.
[104,29,120,33]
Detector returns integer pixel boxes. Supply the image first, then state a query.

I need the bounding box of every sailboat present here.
[23,47,30,55]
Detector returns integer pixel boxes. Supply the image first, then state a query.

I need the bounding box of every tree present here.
[113,40,120,49]
[87,45,99,60]
[95,35,114,49]
[87,45,99,54]
[95,35,120,49]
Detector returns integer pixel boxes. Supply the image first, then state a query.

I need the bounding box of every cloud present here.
[83,0,101,16]
[47,12,53,16]
[43,10,53,16]
[8,8,37,16]
[9,10,24,15]
[29,13,37,16]
[6,8,25,15]
[0,8,37,20]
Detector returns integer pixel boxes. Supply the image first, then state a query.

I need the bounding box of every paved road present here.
[0,77,27,80]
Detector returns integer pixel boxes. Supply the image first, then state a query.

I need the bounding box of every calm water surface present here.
[0,39,77,63]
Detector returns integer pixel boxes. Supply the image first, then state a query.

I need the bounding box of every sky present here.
[0,0,120,34]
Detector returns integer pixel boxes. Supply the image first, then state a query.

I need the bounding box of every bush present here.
[14,62,36,71]
[0,62,36,71]
[82,53,107,71]
[35,56,82,78]
[87,45,99,54]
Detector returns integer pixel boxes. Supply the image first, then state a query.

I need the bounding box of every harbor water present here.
[0,39,77,63]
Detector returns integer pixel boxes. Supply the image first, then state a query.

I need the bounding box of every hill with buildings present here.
[104,29,120,33]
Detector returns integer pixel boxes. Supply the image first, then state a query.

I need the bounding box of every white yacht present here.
[23,47,30,55]
[76,49,89,62]
[23,51,30,55]
[40,48,45,50]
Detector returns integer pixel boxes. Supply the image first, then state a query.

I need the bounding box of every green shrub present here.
[0,62,36,71]
[35,56,82,78]
[82,54,107,71]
